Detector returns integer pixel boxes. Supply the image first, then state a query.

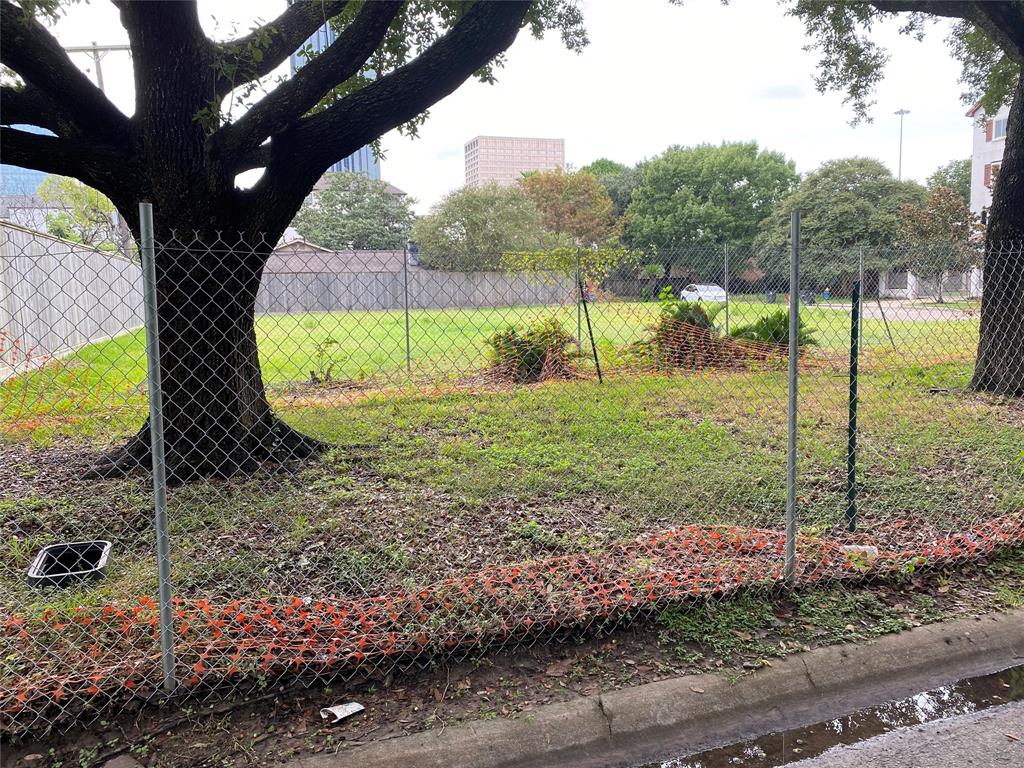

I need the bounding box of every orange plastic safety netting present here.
[5,514,1021,734]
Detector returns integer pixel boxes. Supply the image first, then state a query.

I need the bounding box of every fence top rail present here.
[0,219,138,265]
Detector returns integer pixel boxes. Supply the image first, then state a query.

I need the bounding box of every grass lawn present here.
[1,299,1010,608]
[920,298,982,310]
[0,299,1016,735]
[0,299,980,445]
[3,362,1020,610]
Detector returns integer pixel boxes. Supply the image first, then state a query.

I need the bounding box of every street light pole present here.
[895,109,910,180]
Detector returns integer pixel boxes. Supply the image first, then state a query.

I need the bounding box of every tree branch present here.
[248,0,532,215]
[113,0,218,122]
[215,0,350,93]
[971,1,1024,64]
[234,142,272,174]
[218,0,403,169]
[0,85,65,133]
[869,1,1024,62]
[0,0,129,141]
[868,1,980,20]
[0,126,126,193]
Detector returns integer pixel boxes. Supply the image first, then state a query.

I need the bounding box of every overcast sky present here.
[45,0,971,214]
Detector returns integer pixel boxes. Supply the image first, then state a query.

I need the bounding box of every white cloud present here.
[754,85,806,101]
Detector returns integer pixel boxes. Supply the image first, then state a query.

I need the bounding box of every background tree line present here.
[358,142,981,295]
[39,143,983,302]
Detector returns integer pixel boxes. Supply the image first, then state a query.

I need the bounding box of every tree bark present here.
[89,238,324,482]
[972,71,1024,396]
[2,0,535,480]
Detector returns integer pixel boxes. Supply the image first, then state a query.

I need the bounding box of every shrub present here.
[640,287,727,369]
[485,316,575,383]
[655,286,723,329]
[640,262,666,279]
[730,309,817,348]
[309,337,344,384]
[631,287,791,371]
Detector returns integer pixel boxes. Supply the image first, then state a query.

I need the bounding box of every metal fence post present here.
[402,245,412,373]
[723,243,730,336]
[576,266,603,384]
[139,202,175,692]
[858,246,865,339]
[846,280,861,532]
[785,211,800,585]
[575,248,582,352]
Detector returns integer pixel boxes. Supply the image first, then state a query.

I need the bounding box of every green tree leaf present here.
[626,141,798,251]
[927,159,971,205]
[292,172,416,250]
[412,183,566,270]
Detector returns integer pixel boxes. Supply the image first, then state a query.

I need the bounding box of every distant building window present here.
[993,117,1008,140]
[984,162,1001,188]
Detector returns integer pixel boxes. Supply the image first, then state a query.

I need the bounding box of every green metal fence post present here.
[577,268,602,384]
[575,248,583,352]
[723,243,730,336]
[846,280,861,532]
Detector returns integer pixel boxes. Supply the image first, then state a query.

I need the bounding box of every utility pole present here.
[894,109,910,180]
[64,42,130,95]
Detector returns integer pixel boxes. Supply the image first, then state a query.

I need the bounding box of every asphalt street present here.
[788,701,1024,768]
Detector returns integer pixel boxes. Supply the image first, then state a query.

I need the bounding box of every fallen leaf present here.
[545,661,570,678]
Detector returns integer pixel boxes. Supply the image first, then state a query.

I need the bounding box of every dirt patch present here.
[0,441,101,500]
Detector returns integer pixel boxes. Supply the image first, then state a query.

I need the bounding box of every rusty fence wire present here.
[1,212,1022,736]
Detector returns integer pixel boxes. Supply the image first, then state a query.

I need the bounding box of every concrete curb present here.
[295,608,1024,768]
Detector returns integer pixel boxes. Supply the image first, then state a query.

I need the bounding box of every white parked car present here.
[678,283,727,302]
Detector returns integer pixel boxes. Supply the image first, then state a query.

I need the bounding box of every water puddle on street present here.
[638,664,1024,767]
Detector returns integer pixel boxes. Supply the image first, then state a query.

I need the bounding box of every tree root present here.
[83,419,330,483]
[272,420,330,459]
[82,430,152,480]
[970,370,1024,398]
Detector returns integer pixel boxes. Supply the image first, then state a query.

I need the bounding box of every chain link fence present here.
[2,211,1022,736]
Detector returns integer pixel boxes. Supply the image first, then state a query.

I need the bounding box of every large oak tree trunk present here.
[2,0,537,480]
[90,237,324,481]
[972,72,1024,397]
